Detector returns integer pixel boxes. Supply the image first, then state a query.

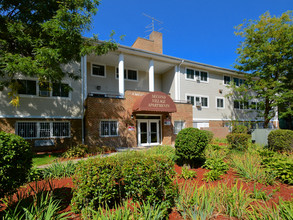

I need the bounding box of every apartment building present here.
[0,31,278,150]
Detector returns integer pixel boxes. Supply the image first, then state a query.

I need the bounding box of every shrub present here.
[179,167,197,180]
[63,144,89,158]
[203,157,229,174]
[175,128,208,166]
[232,125,248,134]
[268,129,293,152]
[122,154,178,208]
[0,132,33,198]
[146,145,176,161]
[201,130,214,143]
[226,133,250,150]
[203,170,223,182]
[71,157,123,212]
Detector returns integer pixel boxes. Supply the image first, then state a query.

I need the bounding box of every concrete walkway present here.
[37,146,153,169]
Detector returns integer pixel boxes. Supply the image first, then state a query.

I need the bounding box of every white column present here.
[149,59,154,92]
[175,65,178,100]
[118,53,124,97]
[83,55,87,101]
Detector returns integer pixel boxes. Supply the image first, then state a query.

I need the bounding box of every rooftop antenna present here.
[142,13,163,37]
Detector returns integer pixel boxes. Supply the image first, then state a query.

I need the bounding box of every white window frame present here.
[15,121,71,139]
[17,78,71,100]
[91,62,106,78]
[185,68,209,83]
[174,121,185,134]
[186,94,209,108]
[233,77,245,87]
[223,75,231,85]
[216,97,225,109]
[115,67,139,82]
[100,120,119,137]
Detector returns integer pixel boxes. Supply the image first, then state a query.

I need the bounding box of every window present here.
[234,100,240,109]
[16,121,70,139]
[116,68,138,81]
[92,64,106,77]
[187,95,209,108]
[17,80,36,95]
[52,83,69,97]
[233,77,245,87]
[234,100,249,109]
[185,68,208,82]
[100,120,118,137]
[224,76,231,85]
[39,82,50,97]
[174,121,185,134]
[250,101,257,110]
[216,98,224,108]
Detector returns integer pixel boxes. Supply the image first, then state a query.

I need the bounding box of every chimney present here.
[132,31,163,54]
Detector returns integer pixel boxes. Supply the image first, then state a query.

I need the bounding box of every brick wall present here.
[85,90,193,148]
[0,118,82,152]
[132,31,163,54]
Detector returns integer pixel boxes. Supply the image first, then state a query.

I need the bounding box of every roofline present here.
[117,44,243,76]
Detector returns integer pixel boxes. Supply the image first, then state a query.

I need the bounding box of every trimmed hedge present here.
[175,128,208,166]
[232,125,248,134]
[71,152,177,213]
[226,133,250,150]
[268,129,293,152]
[0,132,32,198]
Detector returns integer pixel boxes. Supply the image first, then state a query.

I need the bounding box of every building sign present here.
[128,126,135,131]
[132,91,177,113]
[164,119,171,126]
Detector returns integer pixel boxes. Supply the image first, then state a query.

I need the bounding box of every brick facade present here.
[85,90,193,148]
[132,31,163,54]
[0,118,82,152]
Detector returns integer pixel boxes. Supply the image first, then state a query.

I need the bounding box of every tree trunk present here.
[264,98,270,128]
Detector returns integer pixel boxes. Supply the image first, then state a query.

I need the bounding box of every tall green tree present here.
[0,0,117,105]
[234,11,293,128]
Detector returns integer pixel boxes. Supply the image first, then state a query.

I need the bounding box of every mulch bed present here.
[1,163,292,219]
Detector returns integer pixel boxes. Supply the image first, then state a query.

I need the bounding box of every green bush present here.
[226,133,250,150]
[232,125,248,134]
[203,157,229,174]
[268,129,293,152]
[175,128,208,166]
[0,132,32,198]
[63,144,89,158]
[179,167,197,180]
[71,157,123,212]
[203,170,223,182]
[201,130,214,143]
[122,154,177,208]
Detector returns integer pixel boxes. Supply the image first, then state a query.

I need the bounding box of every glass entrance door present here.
[138,120,160,146]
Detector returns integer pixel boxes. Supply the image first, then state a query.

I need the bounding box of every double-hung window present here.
[17,80,37,95]
[116,68,138,81]
[216,97,225,109]
[185,68,208,82]
[224,76,231,85]
[52,83,69,98]
[92,63,106,77]
[16,121,70,139]
[100,120,118,137]
[187,95,209,108]
[233,77,245,87]
[174,121,185,134]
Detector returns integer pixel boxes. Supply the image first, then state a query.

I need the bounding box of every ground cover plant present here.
[1,144,293,219]
[32,153,62,167]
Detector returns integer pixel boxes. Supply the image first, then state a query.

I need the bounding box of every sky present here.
[84,0,293,70]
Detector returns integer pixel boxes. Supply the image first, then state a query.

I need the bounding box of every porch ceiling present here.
[87,53,175,74]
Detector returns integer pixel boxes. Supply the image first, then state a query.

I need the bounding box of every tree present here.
[234,11,293,128]
[0,0,117,105]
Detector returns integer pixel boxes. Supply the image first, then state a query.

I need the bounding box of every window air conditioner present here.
[196,102,202,107]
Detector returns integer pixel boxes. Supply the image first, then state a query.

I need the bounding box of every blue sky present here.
[84,0,293,70]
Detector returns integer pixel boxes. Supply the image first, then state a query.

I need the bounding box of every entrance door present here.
[138,120,160,146]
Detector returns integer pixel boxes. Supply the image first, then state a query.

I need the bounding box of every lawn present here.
[32,153,62,167]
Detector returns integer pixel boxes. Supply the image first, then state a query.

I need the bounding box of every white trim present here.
[115,67,139,82]
[118,54,124,96]
[174,66,178,100]
[100,119,119,137]
[192,118,278,122]
[216,97,225,109]
[223,75,231,85]
[91,62,106,78]
[185,93,209,108]
[184,67,209,83]
[0,115,82,119]
[149,59,154,92]
[15,121,71,139]
[83,55,87,100]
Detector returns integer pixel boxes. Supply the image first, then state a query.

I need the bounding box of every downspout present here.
[81,56,84,144]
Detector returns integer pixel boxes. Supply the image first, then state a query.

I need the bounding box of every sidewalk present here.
[37,146,153,169]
